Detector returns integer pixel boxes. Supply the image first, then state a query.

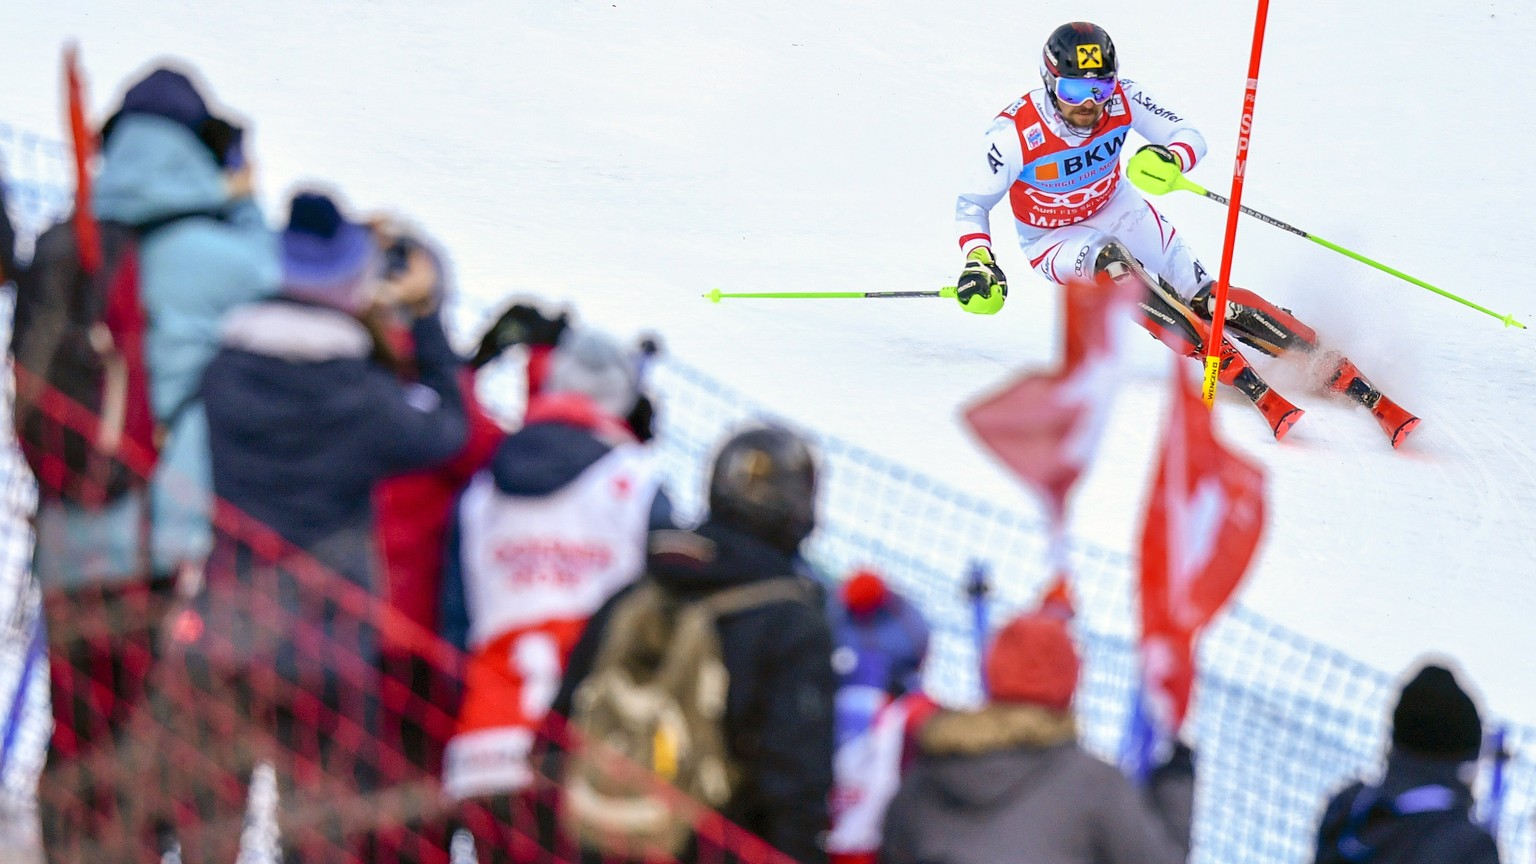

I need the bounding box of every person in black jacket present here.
[135,190,468,864]
[552,425,836,864]
[1313,661,1501,864]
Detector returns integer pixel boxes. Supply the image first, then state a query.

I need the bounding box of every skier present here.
[952,21,1417,445]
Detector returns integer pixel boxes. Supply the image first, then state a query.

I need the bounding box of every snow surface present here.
[5,0,1534,730]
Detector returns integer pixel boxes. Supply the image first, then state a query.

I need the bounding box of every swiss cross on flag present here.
[1138,357,1266,733]
[964,273,1139,617]
[963,274,1139,521]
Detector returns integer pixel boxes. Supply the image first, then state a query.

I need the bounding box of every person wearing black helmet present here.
[952,23,1333,417]
[553,424,836,864]
[953,22,1206,316]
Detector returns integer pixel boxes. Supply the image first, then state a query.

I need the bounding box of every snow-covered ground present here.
[5,0,1533,741]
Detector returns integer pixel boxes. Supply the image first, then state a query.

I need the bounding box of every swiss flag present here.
[963,274,1138,613]
[963,274,1138,522]
[1137,356,1266,733]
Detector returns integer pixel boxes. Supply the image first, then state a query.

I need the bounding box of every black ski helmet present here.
[708,425,818,553]
[1040,22,1118,93]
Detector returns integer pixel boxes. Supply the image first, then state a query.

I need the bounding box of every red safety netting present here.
[21,364,796,864]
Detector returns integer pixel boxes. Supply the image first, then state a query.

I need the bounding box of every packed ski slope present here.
[5,0,1535,736]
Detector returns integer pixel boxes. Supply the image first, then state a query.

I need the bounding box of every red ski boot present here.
[1369,395,1421,449]
[1324,353,1421,448]
[1252,384,1305,441]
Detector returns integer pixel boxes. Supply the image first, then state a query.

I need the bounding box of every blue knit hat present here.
[118,68,210,133]
[100,66,244,168]
[279,192,379,313]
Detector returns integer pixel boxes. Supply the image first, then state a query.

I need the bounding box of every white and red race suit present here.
[956,76,1212,297]
[442,444,659,800]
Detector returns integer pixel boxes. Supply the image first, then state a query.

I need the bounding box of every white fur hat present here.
[544,328,640,418]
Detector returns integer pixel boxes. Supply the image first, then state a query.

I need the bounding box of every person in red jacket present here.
[374,300,573,668]
[370,302,570,775]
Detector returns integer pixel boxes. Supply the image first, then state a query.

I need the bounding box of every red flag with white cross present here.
[964,274,1139,610]
[1138,357,1266,732]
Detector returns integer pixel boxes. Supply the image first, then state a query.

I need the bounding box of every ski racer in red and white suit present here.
[948,22,1417,444]
[956,76,1212,298]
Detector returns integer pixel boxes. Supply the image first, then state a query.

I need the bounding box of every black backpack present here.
[11,213,206,506]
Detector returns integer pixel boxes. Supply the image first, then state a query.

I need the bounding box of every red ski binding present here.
[1254,387,1304,441]
[1371,395,1420,449]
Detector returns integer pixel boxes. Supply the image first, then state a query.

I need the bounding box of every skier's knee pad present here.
[1088,236,1208,356]
[1090,236,1139,278]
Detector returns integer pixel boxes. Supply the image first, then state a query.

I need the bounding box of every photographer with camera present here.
[201,190,467,590]
[143,190,470,863]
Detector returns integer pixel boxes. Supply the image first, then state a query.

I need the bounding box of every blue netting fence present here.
[4,119,1533,863]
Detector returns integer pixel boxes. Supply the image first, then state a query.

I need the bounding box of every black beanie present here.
[1391,664,1482,762]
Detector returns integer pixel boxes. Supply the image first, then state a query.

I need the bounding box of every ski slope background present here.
[5,0,1535,794]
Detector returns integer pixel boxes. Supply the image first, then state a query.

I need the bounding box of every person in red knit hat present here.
[881,602,1195,864]
[827,568,937,864]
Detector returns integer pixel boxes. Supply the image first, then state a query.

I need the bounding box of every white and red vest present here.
[443,444,659,800]
[1000,85,1134,229]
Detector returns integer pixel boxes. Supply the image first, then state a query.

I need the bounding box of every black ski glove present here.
[627,393,657,442]
[625,334,663,442]
[471,302,569,369]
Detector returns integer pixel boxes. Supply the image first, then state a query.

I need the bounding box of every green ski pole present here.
[705,287,957,302]
[1129,169,1526,329]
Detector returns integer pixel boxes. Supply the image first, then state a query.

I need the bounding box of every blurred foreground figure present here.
[441,327,672,801]
[0,158,43,864]
[27,64,279,585]
[24,62,279,862]
[881,605,1194,864]
[553,425,836,864]
[120,190,468,863]
[1312,662,1501,864]
[827,569,935,864]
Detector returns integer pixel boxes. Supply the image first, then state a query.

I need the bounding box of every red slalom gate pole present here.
[1203,0,1273,406]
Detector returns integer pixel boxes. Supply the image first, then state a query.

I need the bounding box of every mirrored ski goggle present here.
[1054,75,1117,106]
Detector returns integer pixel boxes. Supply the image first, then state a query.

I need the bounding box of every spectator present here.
[33,64,280,586]
[201,190,467,583]
[440,327,671,807]
[367,300,512,785]
[135,190,467,864]
[372,300,569,671]
[881,606,1193,864]
[828,569,936,864]
[1312,661,1500,864]
[552,425,835,864]
[25,65,279,861]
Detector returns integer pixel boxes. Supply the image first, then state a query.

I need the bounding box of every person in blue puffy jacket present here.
[34,65,280,587]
